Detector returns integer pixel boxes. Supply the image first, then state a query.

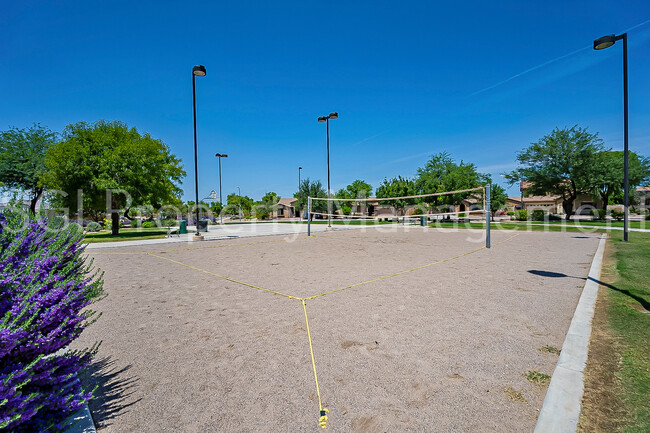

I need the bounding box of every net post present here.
[486,184,491,248]
[307,196,312,237]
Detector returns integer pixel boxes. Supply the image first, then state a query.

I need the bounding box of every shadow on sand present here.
[527,269,649,312]
[79,355,141,429]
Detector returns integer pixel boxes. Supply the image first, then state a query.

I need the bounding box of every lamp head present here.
[193,65,207,76]
[594,34,616,50]
[318,116,328,123]
[299,166,302,170]
[328,112,338,119]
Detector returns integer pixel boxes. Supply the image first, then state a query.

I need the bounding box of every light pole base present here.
[192,234,205,241]
[325,226,334,231]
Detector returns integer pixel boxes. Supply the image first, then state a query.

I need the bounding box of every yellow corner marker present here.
[318,408,329,428]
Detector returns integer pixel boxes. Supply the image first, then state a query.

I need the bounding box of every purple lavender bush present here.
[0,212,104,432]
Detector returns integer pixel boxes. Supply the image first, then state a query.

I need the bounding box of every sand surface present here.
[72,227,601,432]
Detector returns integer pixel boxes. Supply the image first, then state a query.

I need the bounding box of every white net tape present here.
[308,186,487,221]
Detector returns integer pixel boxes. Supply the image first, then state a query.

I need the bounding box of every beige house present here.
[274,197,298,218]
[636,186,650,211]
[507,182,603,215]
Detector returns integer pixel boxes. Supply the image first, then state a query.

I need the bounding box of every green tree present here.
[336,179,372,214]
[209,201,222,215]
[475,182,508,220]
[593,151,650,210]
[415,152,485,209]
[261,191,280,205]
[376,176,417,215]
[0,123,57,213]
[253,192,281,220]
[43,120,185,234]
[336,179,372,199]
[294,178,327,213]
[227,193,253,217]
[506,126,604,220]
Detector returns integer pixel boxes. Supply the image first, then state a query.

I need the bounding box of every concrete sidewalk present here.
[85,222,366,249]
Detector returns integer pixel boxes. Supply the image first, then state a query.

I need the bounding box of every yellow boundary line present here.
[92,232,522,429]
[147,253,298,300]
[304,233,521,300]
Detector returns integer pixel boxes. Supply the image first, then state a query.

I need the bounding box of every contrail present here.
[470,19,650,97]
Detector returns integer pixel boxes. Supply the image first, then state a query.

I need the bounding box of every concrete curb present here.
[533,234,607,433]
[65,405,96,433]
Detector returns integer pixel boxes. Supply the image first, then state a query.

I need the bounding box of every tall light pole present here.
[192,64,206,238]
[298,166,303,219]
[215,153,228,224]
[318,112,338,228]
[237,186,242,220]
[594,33,629,241]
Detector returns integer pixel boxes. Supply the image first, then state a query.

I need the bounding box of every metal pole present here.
[326,118,331,228]
[192,73,200,236]
[486,184,491,249]
[307,196,312,236]
[623,33,629,242]
[299,167,302,192]
[237,186,242,220]
[218,156,223,224]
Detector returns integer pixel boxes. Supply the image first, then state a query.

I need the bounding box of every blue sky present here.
[1,1,649,201]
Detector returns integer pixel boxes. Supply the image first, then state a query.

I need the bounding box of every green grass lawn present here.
[603,231,650,432]
[508,220,648,229]
[427,221,613,233]
[83,227,169,243]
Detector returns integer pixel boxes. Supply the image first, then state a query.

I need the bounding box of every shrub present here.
[532,209,546,221]
[161,218,178,227]
[67,222,83,234]
[341,205,352,216]
[507,211,515,216]
[645,210,650,221]
[0,212,104,432]
[592,209,606,221]
[548,213,563,221]
[515,209,529,221]
[611,210,624,221]
[85,221,102,232]
[142,221,157,228]
[130,219,142,228]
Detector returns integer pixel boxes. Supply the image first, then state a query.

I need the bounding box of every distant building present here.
[636,185,650,210]
[275,197,298,218]
[506,181,602,215]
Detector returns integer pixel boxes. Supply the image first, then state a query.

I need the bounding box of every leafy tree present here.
[488,184,508,219]
[593,151,650,210]
[209,201,222,215]
[506,126,604,220]
[376,176,417,215]
[336,179,372,214]
[261,191,280,205]
[43,120,185,234]
[0,124,57,213]
[253,192,281,220]
[227,193,253,216]
[415,152,485,209]
[336,179,372,199]
[475,182,508,220]
[294,178,327,212]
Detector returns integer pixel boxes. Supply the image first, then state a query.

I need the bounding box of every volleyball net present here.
[306,185,493,247]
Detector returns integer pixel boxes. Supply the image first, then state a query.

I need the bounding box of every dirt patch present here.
[503,386,527,402]
[578,241,628,432]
